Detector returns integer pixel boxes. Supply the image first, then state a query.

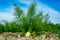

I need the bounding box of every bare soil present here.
[0,32,59,40]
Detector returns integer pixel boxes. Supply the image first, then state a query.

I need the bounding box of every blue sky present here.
[38,0,60,12]
[0,0,60,24]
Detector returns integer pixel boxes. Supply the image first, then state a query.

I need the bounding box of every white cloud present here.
[0,6,14,22]
[37,2,60,24]
[0,12,14,22]
[3,6,14,14]
[18,0,33,5]
[0,0,60,24]
[18,0,60,24]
